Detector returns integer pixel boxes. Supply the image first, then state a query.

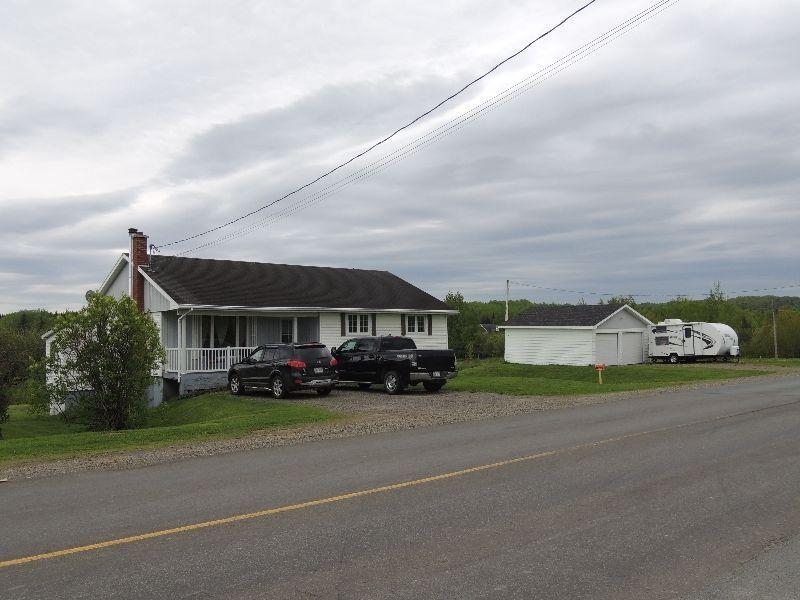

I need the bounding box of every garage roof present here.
[504,304,631,327]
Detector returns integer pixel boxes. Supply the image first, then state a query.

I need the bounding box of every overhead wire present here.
[153,0,602,251]
[175,0,680,255]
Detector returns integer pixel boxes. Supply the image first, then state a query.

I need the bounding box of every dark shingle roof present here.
[504,304,623,327]
[142,255,451,311]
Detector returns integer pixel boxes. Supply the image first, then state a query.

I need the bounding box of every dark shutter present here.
[428,314,433,336]
[371,313,377,336]
[400,313,406,336]
[340,313,346,337]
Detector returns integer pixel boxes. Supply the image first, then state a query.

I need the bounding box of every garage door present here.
[595,333,618,365]
[620,332,645,364]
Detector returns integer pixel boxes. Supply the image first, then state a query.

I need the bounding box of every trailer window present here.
[654,326,667,334]
[655,336,670,346]
[684,328,692,339]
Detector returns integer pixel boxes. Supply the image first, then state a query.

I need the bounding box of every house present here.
[48,229,457,405]
[501,304,652,366]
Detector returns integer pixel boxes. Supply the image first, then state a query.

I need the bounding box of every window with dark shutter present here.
[428,314,433,336]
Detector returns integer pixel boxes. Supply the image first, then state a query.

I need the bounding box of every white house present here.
[47,229,457,404]
[501,304,652,366]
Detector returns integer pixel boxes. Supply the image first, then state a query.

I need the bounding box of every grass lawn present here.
[739,358,800,367]
[0,393,339,465]
[447,359,770,396]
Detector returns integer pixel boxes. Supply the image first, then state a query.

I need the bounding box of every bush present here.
[46,294,165,430]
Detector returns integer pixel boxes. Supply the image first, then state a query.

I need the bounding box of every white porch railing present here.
[165,347,256,373]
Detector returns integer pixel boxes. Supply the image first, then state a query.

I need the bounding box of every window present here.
[684,328,692,339]
[339,339,358,352]
[281,318,293,343]
[407,315,426,333]
[263,348,277,362]
[347,314,370,334]
[249,348,266,362]
[381,337,416,351]
[276,347,292,360]
[356,338,376,352]
[654,326,667,334]
[655,336,670,346]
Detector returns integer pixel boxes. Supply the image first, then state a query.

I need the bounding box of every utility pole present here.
[772,298,779,359]
[505,280,510,323]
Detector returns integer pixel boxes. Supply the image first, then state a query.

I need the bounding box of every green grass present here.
[0,394,339,465]
[739,358,800,367]
[448,359,769,396]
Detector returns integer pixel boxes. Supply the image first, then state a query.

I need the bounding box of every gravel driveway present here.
[2,368,795,482]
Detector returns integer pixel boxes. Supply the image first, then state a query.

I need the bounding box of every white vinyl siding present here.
[144,280,171,312]
[597,308,649,330]
[105,267,128,299]
[319,312,449,350]
[504,328,594,366]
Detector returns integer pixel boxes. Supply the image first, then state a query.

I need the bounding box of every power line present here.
[176,0,679,255]
[153,0,601,251]
[508,280,800,299]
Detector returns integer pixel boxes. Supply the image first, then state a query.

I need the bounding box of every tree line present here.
[445,287,800,359]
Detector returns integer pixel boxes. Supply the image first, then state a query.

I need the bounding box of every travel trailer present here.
[648,319,740,363]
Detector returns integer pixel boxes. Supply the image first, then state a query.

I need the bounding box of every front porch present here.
[161,311,321,375]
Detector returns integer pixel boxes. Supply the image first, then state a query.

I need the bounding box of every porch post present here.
[293,316,298,343]
[226,346,232,371]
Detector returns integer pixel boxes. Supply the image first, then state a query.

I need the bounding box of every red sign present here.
[594,364,605,371]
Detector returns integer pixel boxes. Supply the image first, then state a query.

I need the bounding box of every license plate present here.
[314,367,324,374]
[432,371,441,377]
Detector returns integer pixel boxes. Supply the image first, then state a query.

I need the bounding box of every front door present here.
[683,327,695,356]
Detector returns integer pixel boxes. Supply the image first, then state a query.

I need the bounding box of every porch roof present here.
[142,255,452,312]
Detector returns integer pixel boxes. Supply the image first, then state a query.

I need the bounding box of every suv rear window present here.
[381,337,416,351]
[295,346,332,360]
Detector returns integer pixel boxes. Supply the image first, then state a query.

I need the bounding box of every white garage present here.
[502,304,652,366]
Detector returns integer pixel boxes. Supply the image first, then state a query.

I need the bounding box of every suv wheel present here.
[271,374,287,399]
[229,373,244,395]
[383,370,405,395]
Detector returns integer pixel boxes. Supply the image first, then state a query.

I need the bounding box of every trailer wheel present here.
[722,355,730,362]
[668,354,679,365]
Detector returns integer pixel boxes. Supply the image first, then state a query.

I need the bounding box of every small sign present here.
[595,364,605,371]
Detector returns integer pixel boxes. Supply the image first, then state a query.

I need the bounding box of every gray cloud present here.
[1,0,799,311]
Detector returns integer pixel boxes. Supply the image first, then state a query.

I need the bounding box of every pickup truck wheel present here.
[271,375,287,399]
[383,370,404,395]
[357,383,371,390]
[423,381,444,393]
[316,387,332,396]
[229,373,244,395]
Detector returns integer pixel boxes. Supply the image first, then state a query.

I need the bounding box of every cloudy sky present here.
[1,0,799,313]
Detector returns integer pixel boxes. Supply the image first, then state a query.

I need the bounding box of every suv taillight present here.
[330,357,338,367]
[287,359,306,369]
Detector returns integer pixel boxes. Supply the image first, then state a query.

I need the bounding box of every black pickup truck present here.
[332,336,457,394]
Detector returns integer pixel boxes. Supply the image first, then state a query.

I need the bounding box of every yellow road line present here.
[2,400,797,569]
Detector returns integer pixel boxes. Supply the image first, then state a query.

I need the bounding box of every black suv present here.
[228,343,338,398]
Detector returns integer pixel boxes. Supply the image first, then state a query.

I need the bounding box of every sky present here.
[1,0,799,313]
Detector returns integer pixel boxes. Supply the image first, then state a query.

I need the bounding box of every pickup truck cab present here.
[332,336,457,394]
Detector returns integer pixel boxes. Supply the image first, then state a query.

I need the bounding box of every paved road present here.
[2,376,799,599]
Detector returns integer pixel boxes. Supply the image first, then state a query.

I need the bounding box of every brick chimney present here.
[129,228,149,311]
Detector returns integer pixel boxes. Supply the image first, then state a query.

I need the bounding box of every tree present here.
[46,294,165,430]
